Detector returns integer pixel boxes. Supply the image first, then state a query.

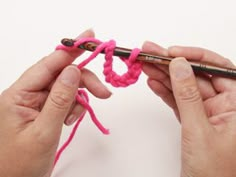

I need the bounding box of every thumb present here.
[36,65,80,135]
[169,58,209,130]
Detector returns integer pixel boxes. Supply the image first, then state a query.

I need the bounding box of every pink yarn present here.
[54,37,142,166]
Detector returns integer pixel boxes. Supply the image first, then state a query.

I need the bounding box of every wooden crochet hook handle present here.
[61,38,236,78]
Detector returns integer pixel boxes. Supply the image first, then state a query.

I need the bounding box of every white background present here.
[0,0,236,177]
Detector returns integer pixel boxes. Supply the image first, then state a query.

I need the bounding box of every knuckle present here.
[13,90,34,106]
[31,126,54,148]
[177,85,202,103]
[49,90,72,109]
[38,57,57,78]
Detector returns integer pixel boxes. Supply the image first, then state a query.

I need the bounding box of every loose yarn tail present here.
[54,37,142,166]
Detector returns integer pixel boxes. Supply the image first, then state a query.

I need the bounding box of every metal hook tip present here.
[61,38,75,47]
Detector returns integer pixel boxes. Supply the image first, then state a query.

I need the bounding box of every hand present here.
[0,29,111,177]
[142,42,236,177]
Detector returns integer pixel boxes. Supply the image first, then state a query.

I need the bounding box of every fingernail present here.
[76,28,94,39]
[171,58,192,80]
[87,28,94,33]
[66,114,77,125]
[60,66,79,86]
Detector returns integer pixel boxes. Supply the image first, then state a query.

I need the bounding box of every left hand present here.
[0,29,111,177]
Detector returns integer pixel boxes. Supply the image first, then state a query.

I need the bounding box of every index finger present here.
[13,29,94,91]
[168,46,236,92]
[168,46,234,67]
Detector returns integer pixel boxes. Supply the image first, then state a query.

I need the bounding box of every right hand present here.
[142,41,236,177]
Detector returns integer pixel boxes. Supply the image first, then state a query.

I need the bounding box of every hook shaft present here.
[61,38,236,78]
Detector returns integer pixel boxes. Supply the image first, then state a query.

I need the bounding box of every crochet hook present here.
[61,38,236,78]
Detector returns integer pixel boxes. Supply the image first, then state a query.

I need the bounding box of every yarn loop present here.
[54,37,142,166]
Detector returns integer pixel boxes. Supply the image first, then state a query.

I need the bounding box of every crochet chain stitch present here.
[54,37,142,166]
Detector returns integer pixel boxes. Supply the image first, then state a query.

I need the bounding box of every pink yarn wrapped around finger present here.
[54,37,142,167]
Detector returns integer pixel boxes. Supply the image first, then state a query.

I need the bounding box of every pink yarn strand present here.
[54,111,85,165]
[76,90,110,134]
[54,37,142,167]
